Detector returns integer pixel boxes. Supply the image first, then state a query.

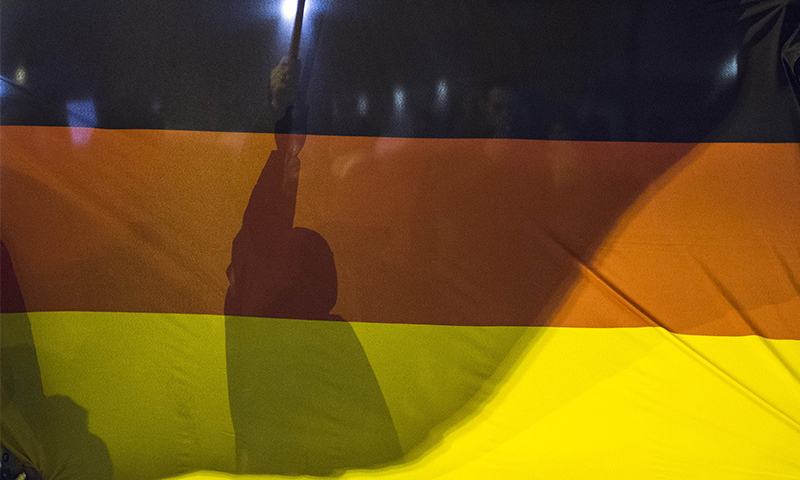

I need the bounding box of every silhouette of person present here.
[1,240,113,480]
[224,60,402,476]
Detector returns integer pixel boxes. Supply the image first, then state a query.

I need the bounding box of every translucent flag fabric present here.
[1,0,799,478]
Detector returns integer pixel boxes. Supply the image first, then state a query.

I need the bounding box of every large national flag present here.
[1,0,799,479]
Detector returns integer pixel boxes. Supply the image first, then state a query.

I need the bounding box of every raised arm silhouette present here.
[223,60,402,476]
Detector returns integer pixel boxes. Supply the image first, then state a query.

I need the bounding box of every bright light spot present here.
[67,99,97,145]
[721,56,737,81]
[435,79,448,108]
[67,99,97,127]
[393,87,405,110]
[281,0,309,21]
[14,67,27,85]
[357,93,368,116]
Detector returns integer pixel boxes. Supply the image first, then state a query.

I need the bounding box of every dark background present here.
[1,0,798,141]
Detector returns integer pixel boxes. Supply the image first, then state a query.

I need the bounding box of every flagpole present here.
[289,0,306,60]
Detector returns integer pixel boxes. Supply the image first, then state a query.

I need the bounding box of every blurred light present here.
[14,67,27,86]
[721,55,737,81]
[281,0,309,21]
[435,79,448,109]
[393,87,405,110]
[67,99,97,145]
[357,93,368,117]
[0,81,11,97]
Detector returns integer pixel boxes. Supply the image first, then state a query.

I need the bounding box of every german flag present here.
[1,0,799,479]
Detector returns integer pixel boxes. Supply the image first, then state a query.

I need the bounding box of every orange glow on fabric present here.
[1,126,798,340]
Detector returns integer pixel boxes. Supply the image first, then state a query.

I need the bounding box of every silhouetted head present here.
[268,228,338,320]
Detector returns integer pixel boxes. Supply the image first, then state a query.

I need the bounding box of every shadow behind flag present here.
[1,241,113,480]
[224,129,403,475]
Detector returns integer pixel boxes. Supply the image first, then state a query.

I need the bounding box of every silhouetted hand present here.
[270,57,306,156]
[270,57,301,118]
